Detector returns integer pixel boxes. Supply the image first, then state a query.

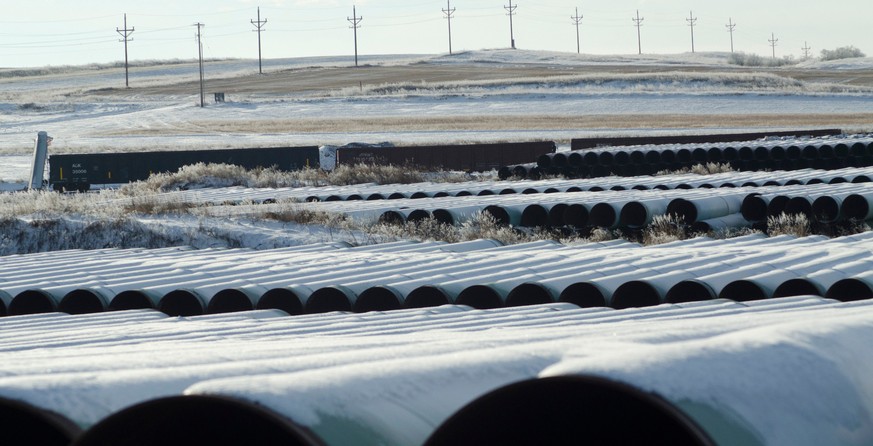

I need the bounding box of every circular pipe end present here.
[158,290,206,317]
[9,290,56,316]
[612,281,662,309]
[506,283,555,307]
[208,289,255,314]
[718,280,768,302]
[0,397,81,446]
[456,285,503,309]
[665,281,716,304]
[306,287,353,314]
[355,287,403,312]
[109,291,156,311]
[406,286,452,308]
[826,279,873,302]
[257,288,304,315]
[558,283,607,308]
[59,289,106,315]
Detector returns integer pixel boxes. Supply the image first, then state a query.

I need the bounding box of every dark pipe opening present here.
[583,151,600,165]
[722,147,738,160]
[718,280,768,302]
[609,185,627,191]
[762,180,781,187]
[158,290,205,317]
[829,177,848,184]
[806,178,824,185]
[454,190,473,197]
[690,221,713,233]
[499,188,517,195]
[598,151,614,165]
[706,147,723,162]
[379,211,405,225]
[676,149,692,163]
[366,193,385,200]
[71,395,325,446]
[753,146,770,160]
[826,279,873,302]
[305,196,320,202]
[611,281,662,309]
[521,205,549,228]
[842,194,870,220]
[324,195,342,202]
[551,153,568,167]
[109,291,155,311]
[432,209,455,225]
[802,145,819,159]
[666,198,696,224]
[521,188,539,195]
[567,152,584,167]
[433,191,450,198]
[208,290,255,314]
[547,203,569,227]
[773,279,824,298]
[632,185,650,191]
[665,281,716,303]
[613,151,631,165]
[456,285,503,309]
[630,150,646,164]
[8,290,56,316]
[410,192,429,199]
[852,175,872,184]
[477,189,495,196]
[407,209,432,223]
[388,192,406,200]
[812,196,841,223]
[766,196,790,217]
[505,283,555,307]
[589,203,618,228]
[558,283,607,308]
[654,184,670,190]
[406,286,451,308]
[354,287,402,312]
[645,150,662,164]
[346,194,363,201]
[589,186,605,192]
[784,179,803,186]
[537,154,553,168]
[620,202,649,228]
[424,376,714,446]
[484,206,511,226]
[719,182,736,188]
[59,289,105,315]
[306,287,352,313]
[566,186,584,193]
[783,197,812,217]
[257,288,304,315]
[544,188,560,194]
[562,204,590,228]
[691,148,708,162]
[0,397,81,446]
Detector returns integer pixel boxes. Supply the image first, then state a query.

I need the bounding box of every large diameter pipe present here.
[424,376,713,446]
[540,310,873,446]
[0,396,82,446]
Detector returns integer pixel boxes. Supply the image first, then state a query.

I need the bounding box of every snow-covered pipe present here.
[689,213,751,233]
[667,195,744,224]
[773,259,873,298]
[424,376,713,446]
[841,191,873,220]
[538,310,873,446]
[619,198,672,229]
[826,269,873,301]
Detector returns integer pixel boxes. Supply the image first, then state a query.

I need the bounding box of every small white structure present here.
[28,131,51,191]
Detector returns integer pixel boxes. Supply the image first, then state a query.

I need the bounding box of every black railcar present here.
[49,146,320,191]
[336,141,557,172]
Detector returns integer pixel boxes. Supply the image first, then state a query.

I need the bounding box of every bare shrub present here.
[586,227,621,243]
[328,163,425,185]
[820,46,866,61]
[767,213,811,237]
[121,195,199,215]
[656,162,735,176]
[642,214,689,245]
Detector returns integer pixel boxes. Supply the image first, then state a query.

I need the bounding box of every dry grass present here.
[767,213,812,237]
[642,214,690,245]
[656,162,736,176]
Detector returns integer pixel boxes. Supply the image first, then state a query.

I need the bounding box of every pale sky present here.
[0,0,870,68]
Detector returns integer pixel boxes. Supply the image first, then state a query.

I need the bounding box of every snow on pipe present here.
[70,395,325,446]
[423,376,714,446]
[826,270,873,302]
[841,191,873,221]
[539,311,873,446]
[0,396,82,446]
[689,213,752,233]
[667,194,745,224]
[619,198,671,229]
[774,259,873,299]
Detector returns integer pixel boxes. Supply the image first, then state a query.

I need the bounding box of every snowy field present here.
[2,50,873,249]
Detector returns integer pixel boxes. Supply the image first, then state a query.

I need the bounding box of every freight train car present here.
[49,146,320,191]
[336,141,557,172]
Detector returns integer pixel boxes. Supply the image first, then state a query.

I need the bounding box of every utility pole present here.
[571,7,583,54]
[769,32,778,59]
[802,42,812,60]
[443,0,456,55]
[116,14,134,88]
[686,11,697,53]
[725,18,736,53]
[251,7,267,74]
[348,6,362,67]
[505,0,517,49]
[194,22,205,108]
[632,10,644,55]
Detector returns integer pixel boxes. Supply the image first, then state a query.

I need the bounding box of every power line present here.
[347,5,362,67]
[504,0,517,49]
[686,11,697,53]
[194,22,205,107]
[725,18,736,53]
[632,10,644,55]
[769,32,778,59]
[443,0,456,55]
[116,14,135,88]
[251,7,267,74]
[802,41,812,60]
[571,7,583,54]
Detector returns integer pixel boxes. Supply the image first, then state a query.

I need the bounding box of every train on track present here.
[40,128,842,192]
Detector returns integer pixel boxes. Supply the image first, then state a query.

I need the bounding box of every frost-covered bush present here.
[820,46,866,61]
[728,52,796,67]
[767,213,811,237]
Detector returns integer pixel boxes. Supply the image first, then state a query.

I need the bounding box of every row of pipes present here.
[3,233,873,317]
[1,297,871,445]
[503,134,873,180]
[159,166,873,205]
